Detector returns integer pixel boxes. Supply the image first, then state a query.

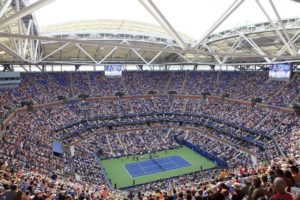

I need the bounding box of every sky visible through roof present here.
[31,0,300,39]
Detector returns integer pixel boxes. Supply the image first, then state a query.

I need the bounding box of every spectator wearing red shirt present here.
[239,166,246,176]
[270,177,293,200]
[275,169,294,192]
[248,167,256,175]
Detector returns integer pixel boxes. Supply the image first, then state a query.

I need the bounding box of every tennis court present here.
[125,155,191,177]
[101,146,216,188]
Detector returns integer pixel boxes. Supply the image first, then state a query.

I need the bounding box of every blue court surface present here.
[124,155,191,177]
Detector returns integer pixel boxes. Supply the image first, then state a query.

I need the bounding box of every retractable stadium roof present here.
[0,0,299,71]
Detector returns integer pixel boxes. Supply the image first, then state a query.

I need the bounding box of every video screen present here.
[269,63,291,79]
[104,64,122,76]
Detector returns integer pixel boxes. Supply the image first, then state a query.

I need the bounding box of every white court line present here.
[123,164,134,178]
[162,155,192,170]
[162,157,179,169]
[124,163,147,178]
[126,160,160,177]
[154,157,177,170]
[169,157,179,168]
[137,162,146,173]
[176,155,192,166]
[138,164,161,176]
[124,155,192,178]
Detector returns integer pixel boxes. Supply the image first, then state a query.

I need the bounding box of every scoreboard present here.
[269,63,291,79]
[104,64,122,76]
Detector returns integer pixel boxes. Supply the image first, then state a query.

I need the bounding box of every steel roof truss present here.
[203,44,222,64]
[98,46,118,65]
[138,0,187,50]
[94,46,100,61]
[276,30,300,57]
[148,51,162,65]
[34,64,43,71]
[0,0,55,29]
[38,42,70,62]
[33,40,40,62]
[16,0,22,56]
[204,18,300,45]
[255,0,295,56]
[22,19,32,57]
[177,53,191,63]
[0,0,12,18]
[0,42,28,62]
[1,32,300,62]
[131,48,148,64]
[269,0,297,55]
[192,0,245,49]
[5,25,18,54]
[76,44,98,64]
[240,33,271,63]
[221,36,244,64]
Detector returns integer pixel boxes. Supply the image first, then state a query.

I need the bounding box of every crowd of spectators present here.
[0,93,15,121]
[1,95,298,162]
[0,71,300,199]
[0,71,299,121]
[185,130,252,169]
[267,75,300,107]
[1,140,299,199]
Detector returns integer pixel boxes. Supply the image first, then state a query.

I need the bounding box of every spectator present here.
[261,174,272,199]
[270,177,293,200]
[0,187,5,200]
[241,177,252,197]
[3,184,18,200]
[276,169,294,192]
[231,183,244,200]
[291,166,300,185]
[248,176,265,200]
